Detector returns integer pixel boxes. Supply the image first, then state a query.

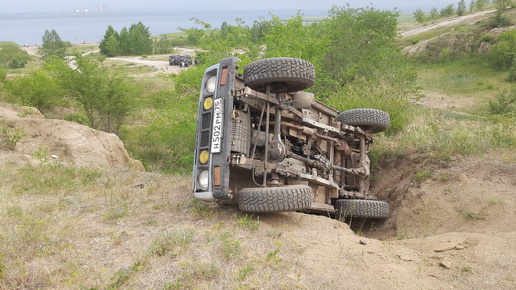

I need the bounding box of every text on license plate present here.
[211,98,223,153]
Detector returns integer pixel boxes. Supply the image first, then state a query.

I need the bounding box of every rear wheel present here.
[337,108,390,133]
[238,185,312,213]
[243,57,315,93]
[335,199,389,219]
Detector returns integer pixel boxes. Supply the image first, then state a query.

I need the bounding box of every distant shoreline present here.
[1,9,329,46]
[0,9,328,19]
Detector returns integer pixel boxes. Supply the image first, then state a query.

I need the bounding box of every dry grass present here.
[0,162,307,289]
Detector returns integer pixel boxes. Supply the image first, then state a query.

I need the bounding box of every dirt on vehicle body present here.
[192,57,390,219]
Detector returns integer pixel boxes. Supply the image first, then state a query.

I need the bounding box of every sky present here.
[3,0,460,14]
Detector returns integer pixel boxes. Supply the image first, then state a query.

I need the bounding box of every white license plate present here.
[211,98,223,153]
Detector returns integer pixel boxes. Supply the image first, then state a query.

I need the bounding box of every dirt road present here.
[107,56,188,75]
[20,45,194,76]
[400,10,496,37]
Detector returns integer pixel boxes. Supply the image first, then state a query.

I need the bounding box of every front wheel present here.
[238,185,312,213]
[335,199,389,219]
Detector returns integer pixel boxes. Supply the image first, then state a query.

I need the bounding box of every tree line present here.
[413,0,515,25]
[99,22,153,57]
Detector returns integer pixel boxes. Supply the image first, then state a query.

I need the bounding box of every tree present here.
[99,23,152,56]
[250,19,272,43]
[490,0,514,27]
[181,17,254,65]
[106,34,121,57]
[99,26,119,56]
[413,9,427,23]
[476,0,488,10]
[45,56,139,133]
[118,27,131,55]
[469,0,476,12]
[440,4,456,17]
[489,29,516,69]
[457,0,467,16]
[263,13,328,64]
[128,22,153,55]
[38,29,70,59]
[430,7,440,19]
[320,6,401,85]
[153,36,173,54]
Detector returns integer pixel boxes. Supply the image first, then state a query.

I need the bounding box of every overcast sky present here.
[3,0,460,13]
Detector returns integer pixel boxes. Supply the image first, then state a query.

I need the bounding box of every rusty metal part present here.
[333,165,370,177]
[279,122,339,143]
[335,140,352,155]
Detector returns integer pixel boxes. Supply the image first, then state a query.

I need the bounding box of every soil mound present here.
[0,103,144,170]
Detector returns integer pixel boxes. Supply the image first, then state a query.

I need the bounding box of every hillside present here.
[1,9,516,290]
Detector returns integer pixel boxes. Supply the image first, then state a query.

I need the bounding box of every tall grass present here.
[372,107,516,162]
[416,60,512,99]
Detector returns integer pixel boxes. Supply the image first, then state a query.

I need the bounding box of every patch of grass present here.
[459,208,486,220]
[150,228,196,257]
[143,218,158,226]
[8,163,102,196]
[107,268,131,289]
[487,197,504,205]
[375,107,516,162]
[266,241,283,265]
[412,168,434,182]
[220,232,242,259]
[235,214,260,231]
[457,265,473,275]
[191,199,216,219]
[416,60,511,100]
[175,260,221,287]
[0,119,24,151]
[235,263,255,281]
[164,279,184,290]
[488,90,516,115]
[395,225,411,240]
[103,192,132,221]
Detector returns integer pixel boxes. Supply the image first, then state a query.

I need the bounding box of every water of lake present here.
[0,10,327,46]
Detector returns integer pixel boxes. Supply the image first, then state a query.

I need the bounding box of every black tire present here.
[243,57,315,93]
[337,108,390,133]
[238,185,312,213]
[335,199,389,219]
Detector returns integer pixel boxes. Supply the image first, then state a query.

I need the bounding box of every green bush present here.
[3,71,64,110]
[488,90,516,115]
[7,58,28,69]
[168,37,191,47]
[480,34,495,43]
[489,29,516,70]
[0,42,32,69]
[507,64,516,82]
[64,113,88,125]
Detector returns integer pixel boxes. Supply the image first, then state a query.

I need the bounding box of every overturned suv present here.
[192,57,390,219]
